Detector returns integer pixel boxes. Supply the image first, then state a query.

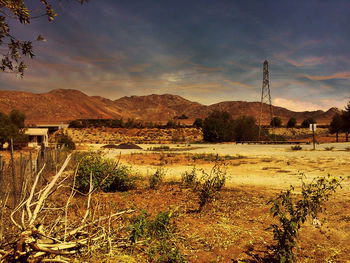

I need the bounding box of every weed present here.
[268,174,342,262]
[181,167,198,187]
[290,145,302,151]
[148,210,173,238]
[129,210,149,243]
[156,242,187,263]
[198,163,227,211]
[148,146,170,151]
[149,168,165,189]
[324,146,335,151]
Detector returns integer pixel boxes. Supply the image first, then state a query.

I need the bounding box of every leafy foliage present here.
[193,118,203,128]
[0,0,88,76]
[203,110,260,142]
[301,117,316,128]
[57,134,75,150]
[290,145,302,151]
[0,109,27,148]
[129,210,186,262]
[341,102,350,134]
[271,116,282,128]
[181,166,198,187]
[287,117,297,128]
[268,175,342,262]
[75,151,135,193]
[203,110,235,142]
[198,163,226,211]
[149,168,165,189]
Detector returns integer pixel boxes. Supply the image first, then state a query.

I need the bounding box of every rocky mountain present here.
[0,89,339,125]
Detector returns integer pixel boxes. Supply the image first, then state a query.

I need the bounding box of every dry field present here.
[1,142,349,262]
[73,142,350,262]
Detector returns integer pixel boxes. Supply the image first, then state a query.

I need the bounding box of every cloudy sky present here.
[1,0,350,111]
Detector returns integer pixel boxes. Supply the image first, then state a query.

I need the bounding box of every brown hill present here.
[0,89,339,125]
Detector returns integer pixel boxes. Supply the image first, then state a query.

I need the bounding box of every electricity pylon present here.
[258,60,275,140]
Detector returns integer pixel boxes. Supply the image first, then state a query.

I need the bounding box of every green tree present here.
[270,116,282,128]
[0,110,27,149]
[0,0,88,76]
[301,117,316,128]
[329,113,344,142]
[203,110,235,142]
[287,117,297,128]
[341,102,350,142]
[193,118,203,128]
[234,115,260,141]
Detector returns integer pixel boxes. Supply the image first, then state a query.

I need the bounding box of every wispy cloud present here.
[225,80,257,89]
[304,71,350,80]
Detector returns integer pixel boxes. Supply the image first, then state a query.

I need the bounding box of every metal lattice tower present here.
[258,60,274,140]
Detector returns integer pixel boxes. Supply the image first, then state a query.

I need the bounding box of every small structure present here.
[25,128,49,148]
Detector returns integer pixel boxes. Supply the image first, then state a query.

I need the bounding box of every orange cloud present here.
[225,80,257,89]
[304,72,350,80]
[128,63,151,73]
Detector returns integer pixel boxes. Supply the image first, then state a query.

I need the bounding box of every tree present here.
[341,102,350,142]
[234,116,259,141]
[193,118,203,128]
[0,109,27,149]
[270,116,282,128]
[287,117,297,128]
[0,0,88,76]
[301,117,316,128]
[203,110,235,142]
[329,113,344,142]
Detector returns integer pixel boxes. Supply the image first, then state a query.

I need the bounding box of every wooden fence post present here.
[10,138,17,206]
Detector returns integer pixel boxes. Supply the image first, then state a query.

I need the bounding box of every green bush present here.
[268,175,342,262]
[203,111,260,142]
[301,117,316,128]
[149,168,165,189]
[181,167,198,187]
[198,164,226,211]
[75,152,135,193]
[270,116,282,128]
[287,117,297,128]
[290,145,302,151]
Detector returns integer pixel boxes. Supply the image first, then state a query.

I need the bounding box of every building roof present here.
[25,128,49,136]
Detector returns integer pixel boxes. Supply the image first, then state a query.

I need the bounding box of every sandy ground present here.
[84,142,350,192]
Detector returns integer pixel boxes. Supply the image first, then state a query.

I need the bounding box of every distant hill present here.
[0,89,339,125]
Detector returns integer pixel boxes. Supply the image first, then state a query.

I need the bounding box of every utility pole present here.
[258,60,275,141]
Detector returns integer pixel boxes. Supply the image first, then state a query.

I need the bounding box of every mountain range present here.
[0,89,338,125]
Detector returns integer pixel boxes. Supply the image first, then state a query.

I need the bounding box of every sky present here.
[1,0,350,112]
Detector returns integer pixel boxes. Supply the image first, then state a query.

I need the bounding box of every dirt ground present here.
[73,142,350,262]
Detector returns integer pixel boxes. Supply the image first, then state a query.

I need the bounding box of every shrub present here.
[324,146,335,151]
[181,167,198,187]
[198,164,226,211]
[75,152,135,193]
[268,175,342,262]
[129,210,149,243]
[149,168,165,189]
[57,134,75,150]
[290,145,302,151]
[156,242,187,263]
